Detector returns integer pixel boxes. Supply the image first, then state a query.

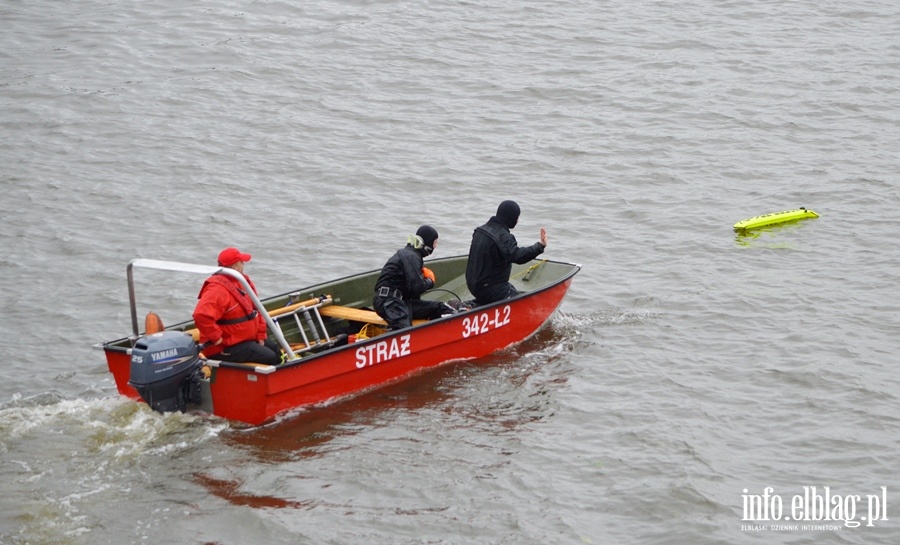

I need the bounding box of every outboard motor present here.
[129,331,203,413]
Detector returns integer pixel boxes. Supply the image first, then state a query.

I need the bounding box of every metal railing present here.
[126,259,297,360]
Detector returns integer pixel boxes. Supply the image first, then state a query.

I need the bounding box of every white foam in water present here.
[1,393,231,543]
[0,393,227,455]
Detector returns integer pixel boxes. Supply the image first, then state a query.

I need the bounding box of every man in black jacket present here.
[466,200,548,306]
[373,225,453,330]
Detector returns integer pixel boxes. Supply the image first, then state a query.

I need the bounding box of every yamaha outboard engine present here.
[129,331,203,413]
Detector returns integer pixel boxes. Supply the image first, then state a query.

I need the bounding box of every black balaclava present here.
[495,200,520,229]
[415,225,439,256]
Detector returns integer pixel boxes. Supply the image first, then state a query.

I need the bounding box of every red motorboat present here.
[98,255,580,426]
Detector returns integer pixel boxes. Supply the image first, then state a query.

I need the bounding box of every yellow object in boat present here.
[733,208,819,232]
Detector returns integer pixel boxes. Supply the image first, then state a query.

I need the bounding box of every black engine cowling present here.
[129,331,203,413]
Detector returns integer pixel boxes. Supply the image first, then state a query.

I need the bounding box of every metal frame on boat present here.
[99,255,580,425]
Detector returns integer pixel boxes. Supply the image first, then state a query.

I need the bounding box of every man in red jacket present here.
[192,247,282,365]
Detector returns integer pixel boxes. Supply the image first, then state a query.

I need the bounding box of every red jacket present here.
[192,273,267,356]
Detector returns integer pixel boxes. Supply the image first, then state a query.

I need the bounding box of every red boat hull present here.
[104,267,575,425]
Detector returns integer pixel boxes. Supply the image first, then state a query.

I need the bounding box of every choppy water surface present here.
[1,0,899,543]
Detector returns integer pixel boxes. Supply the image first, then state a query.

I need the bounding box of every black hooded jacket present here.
[465,216,544,297]
[375,244,433,299]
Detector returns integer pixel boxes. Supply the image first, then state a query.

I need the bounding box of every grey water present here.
[1,0,899,543]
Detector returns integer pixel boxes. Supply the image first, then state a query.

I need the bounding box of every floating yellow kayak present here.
[733,208,819,232]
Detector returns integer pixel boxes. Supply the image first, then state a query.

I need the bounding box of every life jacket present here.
[195,274,263,355]
[202,274,258,325]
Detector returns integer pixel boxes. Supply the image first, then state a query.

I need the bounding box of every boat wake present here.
[0,392,227,460]
[0,393,231,544]
[553,299,664,330]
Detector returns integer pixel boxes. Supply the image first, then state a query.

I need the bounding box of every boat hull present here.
[102,256,579,426]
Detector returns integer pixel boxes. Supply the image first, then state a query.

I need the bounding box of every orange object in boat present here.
[145,311,165,334]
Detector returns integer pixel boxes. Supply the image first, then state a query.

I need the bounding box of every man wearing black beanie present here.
[466,200,548,306]
[373,225,454,330]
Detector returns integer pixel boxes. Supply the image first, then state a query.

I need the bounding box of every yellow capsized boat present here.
[733,208,819,232]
